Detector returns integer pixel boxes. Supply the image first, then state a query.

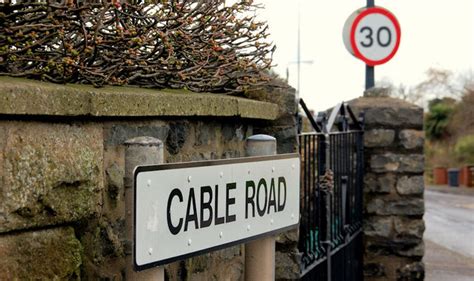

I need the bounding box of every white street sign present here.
[133,154,300,270]
[343,7,401,66]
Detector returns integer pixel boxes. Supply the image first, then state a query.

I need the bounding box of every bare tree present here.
[0,0,275,93]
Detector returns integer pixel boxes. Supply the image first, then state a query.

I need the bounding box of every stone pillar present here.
[349,92,425,281]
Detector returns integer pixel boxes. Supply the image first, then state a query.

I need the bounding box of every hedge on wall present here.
[0,0,274,93]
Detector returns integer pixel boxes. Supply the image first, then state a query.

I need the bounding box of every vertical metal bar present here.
[342,133,345,240]
[359,132,364,225]
[325,190,332,281]
[312,135,317,255]
[351,132,359,228]
[336,134,339,243]
[345,133,350,233]
[332,134,336,245]
[298,135,304,255]
[334,134,338,244]
[355,132,360,228]
[330,135,334,244]
[307,135,312,260]
[318,135,324,255]
[349,133,354,231]
[358,130,364,226]
[342,133,345,239]
[347,133,351,232]
[314,134,318,256]
[337,133,340,243]
[306,135,314,256]
[309,133,312,261]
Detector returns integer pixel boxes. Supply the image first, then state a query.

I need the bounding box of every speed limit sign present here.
[343,7,401,66]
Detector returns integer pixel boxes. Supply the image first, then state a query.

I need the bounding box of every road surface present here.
[424,188,474,280]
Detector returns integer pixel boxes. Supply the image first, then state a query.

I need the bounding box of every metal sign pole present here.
[244,135,277,281]
[366,0,375,90]
[125,137,165,280]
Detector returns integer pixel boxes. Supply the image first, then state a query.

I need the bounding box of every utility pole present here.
[293,1,314,101]
[297,0,301,101]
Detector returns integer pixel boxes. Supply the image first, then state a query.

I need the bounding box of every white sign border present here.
[133,153,300,271]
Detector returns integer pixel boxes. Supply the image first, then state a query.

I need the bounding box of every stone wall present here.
[0,77,298,280]
[349,94,425,281]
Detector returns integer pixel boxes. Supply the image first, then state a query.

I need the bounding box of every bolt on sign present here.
[133,154,300,270]
[343,6,401,66]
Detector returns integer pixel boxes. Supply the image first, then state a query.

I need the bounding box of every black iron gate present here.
[298,99,364,281]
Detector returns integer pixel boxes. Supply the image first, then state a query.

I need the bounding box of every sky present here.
[255,0,474,112]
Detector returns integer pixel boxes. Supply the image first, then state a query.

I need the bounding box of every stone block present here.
[364,216,394,238]
[77,217,126,280]
[399,130,424,150]
[214,245,241,261]
[396,242,424,257]
[364,262,386,278]
[366,198,424,216]
[180,247,243,281]
[166,122,190,155]
[396,176,424,195]
[106,163,124,204]
[105,123,169,146]
[365,238,424,259]
[364,173,396,194]
[276,228,299,245]
[396,261,424,281]
[370,154,424,173]
[273,126,298,154]
[365,129,395,148]
[0,122,103,233]
[195,122,214,146]
[275,251,301,280]
[222,123,237,142]
[0,227,82,280]
[394,217,425,241]
[349,97,423,128]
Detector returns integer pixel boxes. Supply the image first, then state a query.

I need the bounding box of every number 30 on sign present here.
[343,7,401,66]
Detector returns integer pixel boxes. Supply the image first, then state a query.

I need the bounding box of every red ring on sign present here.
[350,7,401,66]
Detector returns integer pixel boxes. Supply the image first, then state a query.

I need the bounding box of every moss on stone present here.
[0,122,103,233]
[0,77,278,120]
[0,227,83,280]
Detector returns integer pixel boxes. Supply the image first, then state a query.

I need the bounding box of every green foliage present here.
[425,101,454,140]
[454,135,474,164]
[448,89,474,138]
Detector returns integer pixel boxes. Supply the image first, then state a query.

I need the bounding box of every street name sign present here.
[343,6,401,66]
[133,154,300,270]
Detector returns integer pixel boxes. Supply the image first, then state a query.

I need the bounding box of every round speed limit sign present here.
[343,7,401,66]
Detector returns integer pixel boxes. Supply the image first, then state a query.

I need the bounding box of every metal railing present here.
[298,99,364,281]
